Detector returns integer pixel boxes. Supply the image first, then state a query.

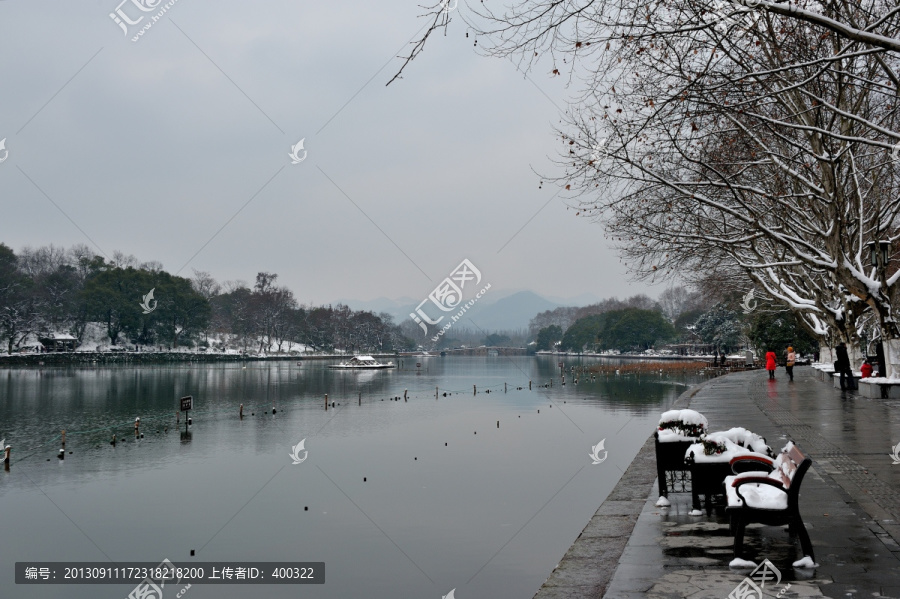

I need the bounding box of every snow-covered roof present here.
[40,333,77,341]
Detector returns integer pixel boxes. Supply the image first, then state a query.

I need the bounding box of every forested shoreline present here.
[0,243,413,355]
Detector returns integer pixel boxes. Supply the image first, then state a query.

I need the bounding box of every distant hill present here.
[462,290,559,331]
[543,292,603,306]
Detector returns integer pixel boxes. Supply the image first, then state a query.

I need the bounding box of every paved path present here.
[534,366,900,599]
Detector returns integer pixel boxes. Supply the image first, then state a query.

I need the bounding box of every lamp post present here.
[868,240,892,376]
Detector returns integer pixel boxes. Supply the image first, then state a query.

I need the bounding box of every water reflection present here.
[0,357,702,599]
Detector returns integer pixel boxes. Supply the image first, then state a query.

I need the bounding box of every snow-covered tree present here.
[396,0,900,372]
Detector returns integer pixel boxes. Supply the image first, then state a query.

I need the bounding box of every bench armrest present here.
[730,454,774,474]
[731,475,786,506]
[731,475,783,489]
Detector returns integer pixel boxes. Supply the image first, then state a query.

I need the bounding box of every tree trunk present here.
[883,338,900,379]
[876,341,887,378]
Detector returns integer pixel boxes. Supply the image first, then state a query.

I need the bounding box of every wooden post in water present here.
[404,389,407,401]
[61,430,66,447]
[135,418,140,436]
[504,383,507,393]
[325,393,328,411]
[359,392,361,406]
[435,387,438,399]
[473,385,476,396]
[240,404,243,419]
[529,380,532,390]
[3,445,10,466]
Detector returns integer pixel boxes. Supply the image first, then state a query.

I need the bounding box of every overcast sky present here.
[0,0,659,306]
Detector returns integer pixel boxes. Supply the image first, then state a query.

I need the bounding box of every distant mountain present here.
[542,292,604,306]
[458,290,559,331]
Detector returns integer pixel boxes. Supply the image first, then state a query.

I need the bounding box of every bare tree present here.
[406,0,899,369]
[111,250,139,269]
[191,269,222,300]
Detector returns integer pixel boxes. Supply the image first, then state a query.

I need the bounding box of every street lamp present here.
[868,240,891,269]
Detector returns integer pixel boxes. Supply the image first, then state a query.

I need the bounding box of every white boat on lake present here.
[328,355,395,370]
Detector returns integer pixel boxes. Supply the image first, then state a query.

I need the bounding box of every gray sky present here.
[0,0,657,306]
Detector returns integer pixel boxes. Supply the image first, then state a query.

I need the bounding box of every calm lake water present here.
[0,356,703,599]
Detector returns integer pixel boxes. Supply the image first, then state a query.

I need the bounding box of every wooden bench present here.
[724,443,814,561]
[686,451,773,515]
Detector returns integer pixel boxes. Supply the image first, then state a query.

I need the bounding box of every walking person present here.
[835,342,855,391]
[765,349,777,379]
[786,346,796,381]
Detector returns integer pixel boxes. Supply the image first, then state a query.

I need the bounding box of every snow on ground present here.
[728,558,757,568]
[11,323,319,355]
[792,556,818,568]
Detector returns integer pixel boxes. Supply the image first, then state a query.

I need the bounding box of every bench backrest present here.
[776,445,811,508]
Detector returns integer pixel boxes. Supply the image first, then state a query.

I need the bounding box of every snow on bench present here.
[724,441,815,564]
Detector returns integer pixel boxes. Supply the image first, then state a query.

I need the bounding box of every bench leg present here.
[733,514,746,558]
[657,466,668,498]
[793,515,815,562]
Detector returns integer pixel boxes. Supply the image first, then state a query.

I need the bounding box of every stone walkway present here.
[534,367,900,599]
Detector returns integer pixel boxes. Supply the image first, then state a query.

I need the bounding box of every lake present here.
[0,356,702,599]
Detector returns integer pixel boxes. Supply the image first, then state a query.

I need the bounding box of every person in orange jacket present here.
[786,346,796,381]
[765,350,777,379]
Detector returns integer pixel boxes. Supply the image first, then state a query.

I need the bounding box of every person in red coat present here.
[765,350,777,379]
[861,360,873,379]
